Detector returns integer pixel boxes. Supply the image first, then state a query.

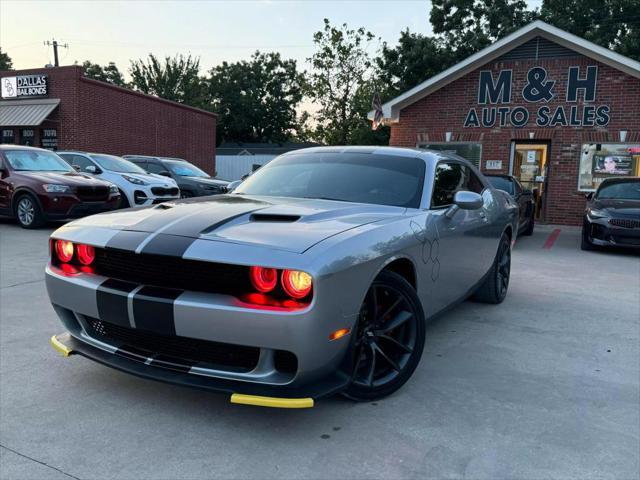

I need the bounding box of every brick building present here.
[0,65,217,174]
[371,21,640,225]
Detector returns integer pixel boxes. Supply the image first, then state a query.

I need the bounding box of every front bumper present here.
[585,215,640,249]
[41,194,120,221]
[50,332,346,406]
[45,264,354,400]
[132,186,180,206]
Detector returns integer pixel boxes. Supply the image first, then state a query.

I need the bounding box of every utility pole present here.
[44,39,68,67]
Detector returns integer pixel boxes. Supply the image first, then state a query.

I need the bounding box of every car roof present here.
[598,176,640,186]
[280,145,462,162]
[484,174,513,179]
[0,144,52,152]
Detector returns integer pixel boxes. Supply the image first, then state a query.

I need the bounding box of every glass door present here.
[512,143,548,220]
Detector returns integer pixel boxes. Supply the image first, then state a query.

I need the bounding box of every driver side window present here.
[146,162,166,174]
[61,154,94,172]
[431,162,464,208]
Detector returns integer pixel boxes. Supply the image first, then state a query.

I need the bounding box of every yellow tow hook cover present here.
[50,334,73,357]
[230,393,314,409]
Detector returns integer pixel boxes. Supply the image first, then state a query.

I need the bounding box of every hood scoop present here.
[250,213,300,223]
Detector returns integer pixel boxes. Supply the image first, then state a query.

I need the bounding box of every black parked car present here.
[485,174,535,236]
[123,155,229,198]
[581,177,640,250]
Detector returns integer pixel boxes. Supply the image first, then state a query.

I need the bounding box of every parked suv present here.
[58,152,180,208]
[123,155,228,198]
[0,145,120,228]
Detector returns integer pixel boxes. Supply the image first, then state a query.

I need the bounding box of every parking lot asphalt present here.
[0,219,638,480]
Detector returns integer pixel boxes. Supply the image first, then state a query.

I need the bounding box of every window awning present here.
[0,98,60,127]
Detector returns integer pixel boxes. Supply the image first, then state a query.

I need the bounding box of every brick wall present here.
[1,66,217,174]
[389,56,640,225]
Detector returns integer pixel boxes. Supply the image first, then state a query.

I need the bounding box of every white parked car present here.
[58,152,180,208]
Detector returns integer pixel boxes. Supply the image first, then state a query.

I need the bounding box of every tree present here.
[82,60,125,86]
[129,54,205,106]
[0,48,13,70]
[540,0,640,61]
[376,30,454,97]
[306,19,378,145]
[206,51,304,144]
[430,0,536,61]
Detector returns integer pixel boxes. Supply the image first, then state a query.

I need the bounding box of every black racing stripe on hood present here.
[105,231,151,252]
[158,203,268,237]
[139,234,195,257]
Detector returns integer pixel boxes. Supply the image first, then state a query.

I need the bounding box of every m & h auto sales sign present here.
[1,74,48,99]
[464,65,610,128]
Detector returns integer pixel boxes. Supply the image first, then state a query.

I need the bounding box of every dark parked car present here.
[0,145,120,228]
[123,155,228,198]
[485,174,535,236]
[582,177,640,250]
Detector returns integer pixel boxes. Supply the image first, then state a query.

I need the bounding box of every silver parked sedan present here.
[47,147,518,408]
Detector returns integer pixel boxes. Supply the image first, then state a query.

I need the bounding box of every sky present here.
[1,0,543,77]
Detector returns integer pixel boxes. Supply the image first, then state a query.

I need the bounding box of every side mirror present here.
[585,192,594,200]
[454,191,483,210]
[227,180,242,192]
[445,191,483,219]
[85,165,101,174]
[158,170,172,177]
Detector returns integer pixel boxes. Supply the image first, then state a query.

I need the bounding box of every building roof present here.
[0,98,60,127]
[217,142,320,155]
[369,20,640,123]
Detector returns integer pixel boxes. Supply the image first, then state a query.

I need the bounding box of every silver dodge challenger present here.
[47,147,518,408]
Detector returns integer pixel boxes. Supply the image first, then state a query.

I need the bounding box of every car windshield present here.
[486,176,513,195]
[596,181,640,200]
[89,154,147,174]
[235,152,426,208]
[4,150,74,172]
[164,160,209,178]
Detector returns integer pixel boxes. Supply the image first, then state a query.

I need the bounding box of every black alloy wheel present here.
[118,190,130,209]
[473,233,511,304]
[581,221,595,251]
[343,270,425,401]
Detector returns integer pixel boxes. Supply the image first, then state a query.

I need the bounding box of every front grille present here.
[609,218,640,229]
[76,185,109,201]
[94,249,250,294]
[151,187,179,196]
[85,317,260,371]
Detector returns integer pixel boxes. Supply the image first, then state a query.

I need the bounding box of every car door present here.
[427,161,492,312]
[0,155,12,212]
[59,153,95,174]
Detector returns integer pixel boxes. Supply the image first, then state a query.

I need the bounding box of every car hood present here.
[592,199,640,217]
[67,194,406,253]
[16,171,112,187]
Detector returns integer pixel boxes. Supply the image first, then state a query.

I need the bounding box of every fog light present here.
[55,240,74,263]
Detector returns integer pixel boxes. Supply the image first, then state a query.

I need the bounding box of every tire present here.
[180,191,193,199]
[118,190,130,209]
[581,223,595,251]
[342,270,426,402]
[522,210,535,236]
[472,233,511,304]
[14,193,45,229]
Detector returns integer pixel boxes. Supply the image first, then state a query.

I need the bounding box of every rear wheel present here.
[342,270,426,401]
[522,209,535,236]
[472,233,511,304]
[14,194,44,229]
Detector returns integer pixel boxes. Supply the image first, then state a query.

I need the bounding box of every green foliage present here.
[540,0,640,61]
[376,30,454,97]
[206,51,304,144]
[430,0,536,61]
[129,54,205,106]
[81,60,125,86]
[306,19,380,145]
[0,48,13,70]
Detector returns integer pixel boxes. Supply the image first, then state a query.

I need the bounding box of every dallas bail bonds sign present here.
[464,66,610,128]
[1,74,48,99]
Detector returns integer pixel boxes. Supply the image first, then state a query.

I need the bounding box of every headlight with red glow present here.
[281,269,313,299]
